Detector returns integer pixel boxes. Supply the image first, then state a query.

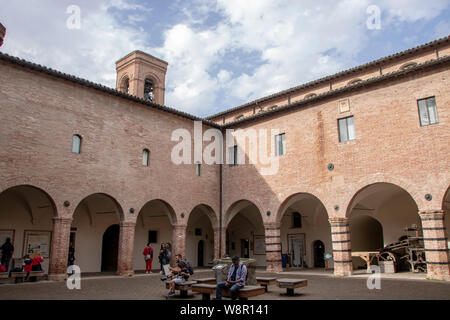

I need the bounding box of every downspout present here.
[219,162,223,258]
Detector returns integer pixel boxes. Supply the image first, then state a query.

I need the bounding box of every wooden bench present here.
[10,271,46,283]
[256,277,277,292]
[192,284,217,300]
[165,280,197,298]
[193,277,216,285]
[276,278,307,296]
[0,272,9,279]
[223,285,265,301]
[192,284,266,300]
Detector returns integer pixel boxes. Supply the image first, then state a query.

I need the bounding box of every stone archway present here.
[0,185,57,273]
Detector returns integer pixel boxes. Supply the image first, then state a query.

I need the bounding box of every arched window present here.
[72,135,82,154]
[400,62,418,70]
[292,212,302,228]
[120,77,129,93]
[142,149,150,166]
[144,79,154,101]
[304,93,317,99]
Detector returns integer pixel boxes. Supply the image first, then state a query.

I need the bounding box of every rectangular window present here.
[418,97,438,126]
[195,163,201,176]
[338,116,356,142]
[228,145,238,166]
[148,230,157,244]
[275,133,286,156]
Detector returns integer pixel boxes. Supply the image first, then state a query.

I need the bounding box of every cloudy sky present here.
[1,0,449,117]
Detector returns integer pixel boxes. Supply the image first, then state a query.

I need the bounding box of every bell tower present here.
[115,50,168,105]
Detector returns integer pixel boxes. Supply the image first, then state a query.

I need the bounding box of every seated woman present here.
[31,250,44,271]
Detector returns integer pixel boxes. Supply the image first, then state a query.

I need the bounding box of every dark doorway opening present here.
[240,239,249,258]
[101,224,120,272]
[313,240,325,268]
[197,240,204,267]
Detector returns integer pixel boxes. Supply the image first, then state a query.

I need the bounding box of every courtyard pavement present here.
[0,269,449,300]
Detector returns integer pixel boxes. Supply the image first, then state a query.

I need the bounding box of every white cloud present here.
[0,0,448,116]
[0,0,151,86]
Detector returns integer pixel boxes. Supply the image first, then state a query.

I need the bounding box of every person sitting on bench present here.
[166,254,190,297]
[215,255,247,300]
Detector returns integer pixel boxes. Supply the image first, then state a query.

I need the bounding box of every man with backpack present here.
[215,255,247,300]
[166,254,193,297]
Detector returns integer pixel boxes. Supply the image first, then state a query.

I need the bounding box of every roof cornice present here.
[0,52,220,129]
[206,35,450,120]
[221,54,450,128]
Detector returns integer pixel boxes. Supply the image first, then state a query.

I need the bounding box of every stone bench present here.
[256,277,277,292]
[10,271,46,283]
[222,285,266,301]
[192,283,217,300]
[192,283,266,300]
[165,280,197,298]
[193,277,216,284]
[276,278,308,296]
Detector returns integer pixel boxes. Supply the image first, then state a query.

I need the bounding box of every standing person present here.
[165,243,172,265]
[215,256,247,300]
[68,242,75,266]
[158,243,166,274]
[143,243,154,274]
[0,238,14,272]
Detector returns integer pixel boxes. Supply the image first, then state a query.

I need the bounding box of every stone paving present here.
[0,269,449,300]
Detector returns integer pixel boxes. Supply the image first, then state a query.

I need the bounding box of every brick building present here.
[0,35,449,281]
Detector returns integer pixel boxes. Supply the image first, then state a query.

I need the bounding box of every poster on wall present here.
[23,230,52,258]
[0,229,15,259]
[253,235,265,255]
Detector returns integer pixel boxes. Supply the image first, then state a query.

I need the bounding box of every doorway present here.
[197,240,204,267]
[240,239,249,258]
[101,224,120,272]
[313,240,325,268]
[288,234,305,268]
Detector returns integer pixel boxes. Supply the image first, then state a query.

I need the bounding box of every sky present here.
[1,0,449,117]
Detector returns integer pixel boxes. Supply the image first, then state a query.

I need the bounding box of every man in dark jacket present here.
[1,238,14,272]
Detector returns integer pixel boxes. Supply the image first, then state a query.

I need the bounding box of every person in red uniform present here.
[143,243,153,274]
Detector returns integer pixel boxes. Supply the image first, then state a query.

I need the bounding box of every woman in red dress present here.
[143,243,153,274]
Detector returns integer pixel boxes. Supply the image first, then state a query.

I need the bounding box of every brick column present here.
[117,221,136,276]
[214,227,226,259]
[330,217,353,276]
[172,225,187,264]
[48,217,72,281]
[265,222,282,273]
[419,210,450,280]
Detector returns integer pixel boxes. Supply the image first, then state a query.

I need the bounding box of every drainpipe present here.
[219,162,223,258]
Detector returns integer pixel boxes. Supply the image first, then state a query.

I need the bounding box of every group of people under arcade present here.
[0,237,45,281]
